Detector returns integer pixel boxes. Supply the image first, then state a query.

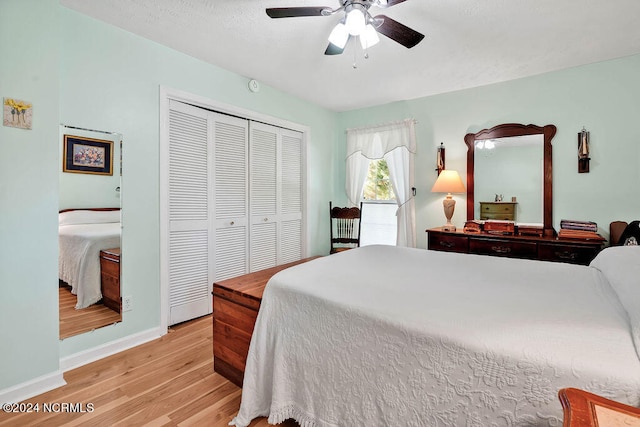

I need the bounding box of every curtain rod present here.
[345,118,417,133]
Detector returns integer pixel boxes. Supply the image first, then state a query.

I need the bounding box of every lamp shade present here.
[431,170,465,193]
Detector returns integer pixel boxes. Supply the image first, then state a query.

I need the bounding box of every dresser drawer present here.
[469,238,537,258]
[538,243,600,265]
[479,202,516,221]
[428,233,469,253]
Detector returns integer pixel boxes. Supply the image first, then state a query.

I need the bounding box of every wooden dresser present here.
[427,228,605,265]
[479,202,517,220]
[212,257,319,387]
[99,248,121,313]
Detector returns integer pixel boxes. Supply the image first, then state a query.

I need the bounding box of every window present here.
[361,159,397,246]
[363,159,395,201]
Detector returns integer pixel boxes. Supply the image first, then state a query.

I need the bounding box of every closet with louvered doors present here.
[249,122,303,272]
[165,100,304,326]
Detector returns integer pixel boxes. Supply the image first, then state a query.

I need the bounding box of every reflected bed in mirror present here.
[59,125,122,339]
[465,123,556,237]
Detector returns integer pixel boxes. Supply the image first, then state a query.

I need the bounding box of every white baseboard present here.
[0,327,163,405]
[60,326,163,372]
[0,371,66,405]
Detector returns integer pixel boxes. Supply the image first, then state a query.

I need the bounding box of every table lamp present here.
[431,169,466,231]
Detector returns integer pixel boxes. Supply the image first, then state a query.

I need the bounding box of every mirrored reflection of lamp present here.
[431,170,466,231]
[578,127,590,173]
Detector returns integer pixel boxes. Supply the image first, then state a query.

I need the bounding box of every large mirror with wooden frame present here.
[464,123,557,237]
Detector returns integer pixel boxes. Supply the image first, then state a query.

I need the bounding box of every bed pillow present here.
[590,245,640,359]
[59,209,120,226]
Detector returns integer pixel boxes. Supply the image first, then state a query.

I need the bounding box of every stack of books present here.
[558,219,603,240]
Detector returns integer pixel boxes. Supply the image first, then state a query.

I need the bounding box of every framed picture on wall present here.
[63,134,113,175]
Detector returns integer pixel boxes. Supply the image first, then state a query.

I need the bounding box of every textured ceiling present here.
[60,0,640,112]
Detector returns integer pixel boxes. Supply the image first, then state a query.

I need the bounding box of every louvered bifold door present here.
[249,122,278,272]
[167,100,213,326]
[213,114,249,281]
[279,129,303,264]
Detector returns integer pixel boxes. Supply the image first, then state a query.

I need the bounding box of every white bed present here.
[233,244,640,426]
[58,209,121,309]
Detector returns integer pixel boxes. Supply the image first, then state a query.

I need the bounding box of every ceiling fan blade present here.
[374,14,425,48]
[380,0,408,7]
[324,42,346,55]
[266,7,329,18]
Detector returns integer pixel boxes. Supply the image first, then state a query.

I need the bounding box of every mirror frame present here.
[464,123,557,237]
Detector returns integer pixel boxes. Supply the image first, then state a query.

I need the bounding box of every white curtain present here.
[345,119,417,247]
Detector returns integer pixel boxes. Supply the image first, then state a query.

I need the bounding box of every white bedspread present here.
[59,222,120,309]
[233,245,640,426]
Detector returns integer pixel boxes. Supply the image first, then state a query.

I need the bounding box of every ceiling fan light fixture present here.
[328,22,350,49]
[345,8,366,35]
[360,23,380,49]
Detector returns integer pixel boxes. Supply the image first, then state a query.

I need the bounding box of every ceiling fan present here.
[266,0,425,56]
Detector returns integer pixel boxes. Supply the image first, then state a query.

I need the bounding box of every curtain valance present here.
[346,119,417,160]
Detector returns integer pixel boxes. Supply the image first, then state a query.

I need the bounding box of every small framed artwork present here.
[3,97,33,130]
[63,134,113,175]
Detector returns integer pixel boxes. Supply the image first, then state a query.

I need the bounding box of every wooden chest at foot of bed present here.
[212,257,319,387]
[100,248,121,313]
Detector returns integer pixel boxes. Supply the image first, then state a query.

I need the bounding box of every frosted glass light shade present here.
[360,24,380,49]
[328,23,349,48]
[345,8,366,35]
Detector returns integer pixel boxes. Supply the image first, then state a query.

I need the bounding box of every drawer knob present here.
[440,241,455,248]
[555,251,577,260]
[491,245,511,254]
[230,221,235,226]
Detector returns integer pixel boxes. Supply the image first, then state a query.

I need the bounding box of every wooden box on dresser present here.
[99,247,121,313]
[212,257,319,387]
[427,227,605,265]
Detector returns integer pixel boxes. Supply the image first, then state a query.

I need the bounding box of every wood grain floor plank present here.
[59,286,121,339]
[0,315,297,427]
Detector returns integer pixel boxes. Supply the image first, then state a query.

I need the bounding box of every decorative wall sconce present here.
[578,127,590,173]
[436,142,445,175]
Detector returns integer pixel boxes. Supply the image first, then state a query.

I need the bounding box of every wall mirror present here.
[58,125,122,339]
[464,123,556,236]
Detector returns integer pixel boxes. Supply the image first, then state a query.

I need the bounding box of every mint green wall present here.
[338,54,640,246]
[0,0,60,388]
[1,1,337,394]
[57,7,338,356]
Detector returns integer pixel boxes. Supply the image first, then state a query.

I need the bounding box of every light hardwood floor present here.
[59,285,121,339]
[0,315,297,427]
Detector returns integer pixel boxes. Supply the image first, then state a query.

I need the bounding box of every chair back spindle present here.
[329,201,363,254]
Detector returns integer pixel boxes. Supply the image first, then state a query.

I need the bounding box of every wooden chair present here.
[329,202,363,254]
[558,387,640,426]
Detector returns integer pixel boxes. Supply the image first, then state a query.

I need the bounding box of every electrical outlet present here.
[122,295,132,312]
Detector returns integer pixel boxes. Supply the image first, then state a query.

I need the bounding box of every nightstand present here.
[100,247,121,313]
[559,388,640,426]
